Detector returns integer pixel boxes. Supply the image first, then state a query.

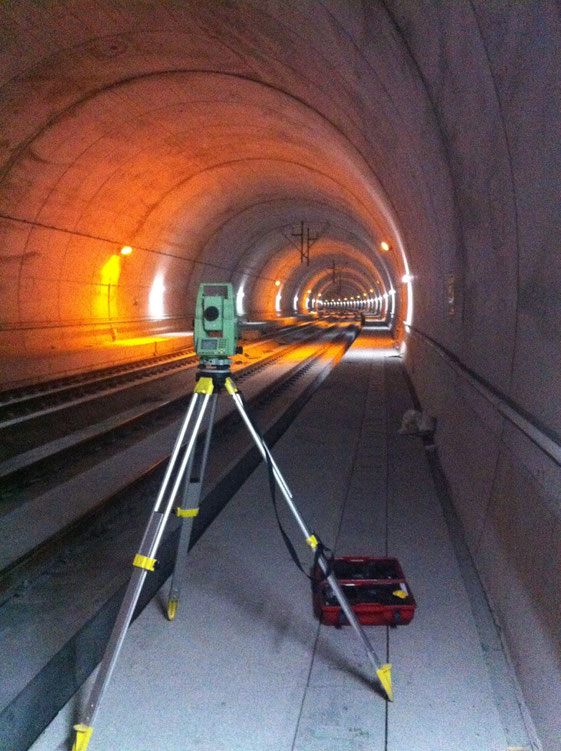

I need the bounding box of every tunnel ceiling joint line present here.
[466,0,522,395]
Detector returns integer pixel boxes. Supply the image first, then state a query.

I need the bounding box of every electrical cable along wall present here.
[0,2,559,747]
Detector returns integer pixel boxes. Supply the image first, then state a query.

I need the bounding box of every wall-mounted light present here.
[275,280,282,312]
[307,289,312,294]
[120,246,132,256]
[236,284,245,316]
[148,274,165,320]
[402,274,413,284]
[380,241,390,252]
[446,274,456,316]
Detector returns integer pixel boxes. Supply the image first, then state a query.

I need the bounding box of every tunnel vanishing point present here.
[0,2,560,749]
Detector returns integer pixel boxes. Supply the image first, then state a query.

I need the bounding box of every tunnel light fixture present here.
[148,274,165,319]
[380,241,390,252]
[236,284,245,316]
[307,289,312,294]
[369,288,374,292]
[275,279,281,286]
[402,274,413,284]
[120,246,133,256]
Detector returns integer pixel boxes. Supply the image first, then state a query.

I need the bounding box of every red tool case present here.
[312,556,416,627]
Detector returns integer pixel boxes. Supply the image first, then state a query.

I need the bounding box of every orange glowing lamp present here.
[380,241,390,252]
[120,246,133,256]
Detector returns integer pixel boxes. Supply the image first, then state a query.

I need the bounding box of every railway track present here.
[0,320,357,589]
[0,322,314,426]
[0,348,195,425]
[0,321,317,455]
[0,321,320,471]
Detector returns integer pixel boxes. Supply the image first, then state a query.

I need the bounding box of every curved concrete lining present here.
[0,2,559,747]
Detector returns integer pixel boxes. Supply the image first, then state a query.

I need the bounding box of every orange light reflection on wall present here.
[97,254,121,320]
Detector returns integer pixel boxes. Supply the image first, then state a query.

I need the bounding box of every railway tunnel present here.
[0,2,559,750]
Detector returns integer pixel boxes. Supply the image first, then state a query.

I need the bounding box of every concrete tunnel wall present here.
[0,1,559,746]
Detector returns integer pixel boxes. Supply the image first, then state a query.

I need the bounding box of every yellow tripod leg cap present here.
[376,664,393,701]
[167,599,178,620]
[72,724,93,751]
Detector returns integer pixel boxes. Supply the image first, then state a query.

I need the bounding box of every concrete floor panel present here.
[29,330,529,750]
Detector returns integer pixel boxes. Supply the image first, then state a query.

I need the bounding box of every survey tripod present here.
[72,366,393,751]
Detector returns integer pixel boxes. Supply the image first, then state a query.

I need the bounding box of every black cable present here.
[238,389,334,580]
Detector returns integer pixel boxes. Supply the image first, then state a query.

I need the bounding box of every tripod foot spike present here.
[376,664,393,701]
[167,599,178,620]
[72,724,93,751]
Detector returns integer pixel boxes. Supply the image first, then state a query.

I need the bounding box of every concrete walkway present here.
[30,328,525,751]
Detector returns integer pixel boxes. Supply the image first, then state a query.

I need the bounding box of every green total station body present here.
[194,283,241,364]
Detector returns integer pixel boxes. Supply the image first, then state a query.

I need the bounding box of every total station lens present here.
[204,305,220,322]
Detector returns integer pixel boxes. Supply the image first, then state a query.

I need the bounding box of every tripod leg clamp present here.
[176,507,199,518]
[133,554,157,571]
[195,377,214,394]
[72,724,93,751]
[225,377,238,395]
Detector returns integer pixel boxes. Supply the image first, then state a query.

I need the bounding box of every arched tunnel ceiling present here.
[0,68,402,324]
[0,2,424,349]
[0,0,560,434]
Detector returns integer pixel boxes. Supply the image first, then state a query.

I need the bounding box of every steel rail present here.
[0,323,342,483]
[0,323,357,605]
[0,321,318,427]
